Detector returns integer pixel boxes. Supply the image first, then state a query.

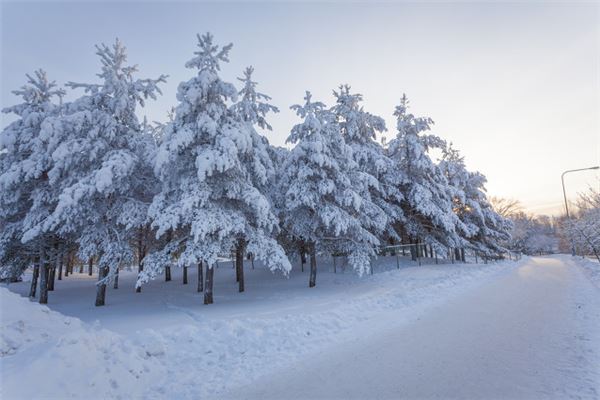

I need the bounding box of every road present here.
[227,256,600,400]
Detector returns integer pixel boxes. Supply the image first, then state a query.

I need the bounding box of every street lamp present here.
[561,166,600,255]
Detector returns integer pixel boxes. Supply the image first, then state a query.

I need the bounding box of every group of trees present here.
[562,188,600,262]
[0,33,512,306]
[490,197,559,255]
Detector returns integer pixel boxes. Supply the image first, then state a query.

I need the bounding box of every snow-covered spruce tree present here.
[331,85,403,246]
[386,94,461,257]
[280,91,380,287]
[230,66,280,292]
[0,70,65,300]
[128,118,163,292]
[146,33,290,304]
[29,40,166,306]
[439,144,511,259]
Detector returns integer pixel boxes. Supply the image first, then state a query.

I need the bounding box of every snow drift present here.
[0,288,165,399]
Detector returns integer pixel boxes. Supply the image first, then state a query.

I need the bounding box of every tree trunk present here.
[183,266,188,284]
[66,253,72,275]
[454,248,461,262]
[29,258,40,298]
[47,266,55,291]
[113,267,119,289]
[204,264,214,304]
[136,237,145,293]
[58,256,63,280]
[165,265,171,282]
[236,239,244,293]
[88,257,93,276]
[39,249,49,304]
[410,244,417,261]
[95,266,108,307]
[197,261,203,292]
[300,243,306,272]
[460,248,466,263]
[234,252,239,282]
[309,245,317,288]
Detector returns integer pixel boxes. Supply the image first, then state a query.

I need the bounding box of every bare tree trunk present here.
[197,261,203,292]
[460,248,466,263]
[113,267,119,289]
[47,266,55,291]
[88,257,93,276]
[183,266,188,284]
[39,248,49,304]
[58,255,63,280]
[49,246,62,290]
[95,266,108,307]
[67,255,75,275]
[300,243,306,272]
[236,239,244,293]
[454,248,461,262]
[165,229,173,282]
[234,251,239,283]
[135,260,144,293]
[309,245,317,288]
[410,243,417,261]
[136,234,145,293]
[204,264,214,304]
[29,257,40,298]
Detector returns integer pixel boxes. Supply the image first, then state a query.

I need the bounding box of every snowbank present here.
[574,256,600,288]
[0,288,165,399]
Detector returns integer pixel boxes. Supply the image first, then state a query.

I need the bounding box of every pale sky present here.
[1,1,599,216]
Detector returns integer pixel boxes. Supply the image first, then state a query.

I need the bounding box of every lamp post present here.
[561,166,600,255]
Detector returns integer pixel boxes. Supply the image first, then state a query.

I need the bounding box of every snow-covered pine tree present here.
[230,66,280,292]
[280,91,380,287]
[439,143,511,259]
[146,33,290,304]
[26,39,166,306]
[386,94,461,256]
[331,85,403,246]
[0,70,65,301]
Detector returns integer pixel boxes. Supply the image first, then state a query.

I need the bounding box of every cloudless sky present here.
[2,1,599,215]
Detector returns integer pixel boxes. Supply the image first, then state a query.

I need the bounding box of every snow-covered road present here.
[228,256,600,400]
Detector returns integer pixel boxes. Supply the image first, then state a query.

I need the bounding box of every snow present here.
[2,255,533,399]
[576,256,600,288]
[228,255,600,400]
[1,288,165,399]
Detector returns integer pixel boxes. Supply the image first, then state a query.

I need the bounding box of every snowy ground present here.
[1,255,598,399]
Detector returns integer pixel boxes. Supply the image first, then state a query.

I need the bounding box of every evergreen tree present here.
[230,66,280,292]
[280,91,379,287]
[0,70,64,298]
[146,33,290,303]
[387,95,460,253]
[331,85,402,244]
[26,40,166,306]
[440,144,511,258]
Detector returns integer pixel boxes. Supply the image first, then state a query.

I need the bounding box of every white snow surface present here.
[1,255,598,399]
